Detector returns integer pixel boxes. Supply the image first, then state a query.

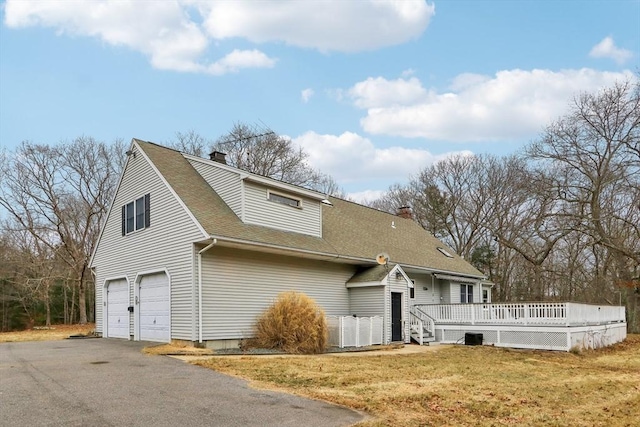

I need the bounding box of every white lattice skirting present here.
[435,323,627,351]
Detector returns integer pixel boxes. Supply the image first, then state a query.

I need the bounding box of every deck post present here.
[524,303,529,326]
[471,305,475,325]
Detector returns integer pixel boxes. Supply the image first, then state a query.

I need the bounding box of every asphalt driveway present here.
[0,339,364,427]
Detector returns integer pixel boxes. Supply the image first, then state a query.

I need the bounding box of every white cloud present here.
[207,49,276,75]
[350,69,633,142]
[589,37,633,64]
[4,0,433,72]
[346,190,385,204]
[198,0,434,52]
[3,0,274,75]
[301,88,315,103]
[293,131,472,185]
[349,77,427,109]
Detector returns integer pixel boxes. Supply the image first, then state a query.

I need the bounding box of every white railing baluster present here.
[411,301,625,327]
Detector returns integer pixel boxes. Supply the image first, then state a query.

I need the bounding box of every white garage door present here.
[106,279,129,339]
[139,272,170,342]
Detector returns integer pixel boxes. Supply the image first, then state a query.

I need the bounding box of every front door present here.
[391,292,402,342]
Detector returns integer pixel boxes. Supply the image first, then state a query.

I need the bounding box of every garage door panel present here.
[139,273,170,342]
[106,279,129,339]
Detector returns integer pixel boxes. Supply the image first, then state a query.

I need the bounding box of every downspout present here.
[198,239,217,344]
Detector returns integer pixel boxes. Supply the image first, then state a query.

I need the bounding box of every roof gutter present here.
[203,235,485,280]
[207,234,359,262]
[197,238,217,343]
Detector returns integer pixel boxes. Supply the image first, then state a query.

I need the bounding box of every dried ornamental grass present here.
[251,291,328,354]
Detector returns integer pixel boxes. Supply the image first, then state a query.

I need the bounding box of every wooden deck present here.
[410,302,627,351]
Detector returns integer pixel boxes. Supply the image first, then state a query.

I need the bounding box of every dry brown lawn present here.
[194,335,640,427]
[0,324,95,343]
[143,342,215,356]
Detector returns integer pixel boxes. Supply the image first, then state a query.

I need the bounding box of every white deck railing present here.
[327,316,383,348]
[414,302,625,327]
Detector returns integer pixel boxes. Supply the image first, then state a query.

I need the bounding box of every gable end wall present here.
[92,151,203,340]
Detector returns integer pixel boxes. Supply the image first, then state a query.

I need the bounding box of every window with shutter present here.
[122,194,150,235]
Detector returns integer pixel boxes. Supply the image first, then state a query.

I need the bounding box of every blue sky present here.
[1,1,638,200]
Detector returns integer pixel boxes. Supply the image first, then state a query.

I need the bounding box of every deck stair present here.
[409,306,436,345]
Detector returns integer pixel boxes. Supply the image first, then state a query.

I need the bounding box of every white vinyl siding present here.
[410,273,442,305]
[349,287,385,317]
[188,158,243,218]
[199,247,355,340]
[447,282,481,303]
[243,182,321,237]
[92,148,203,340]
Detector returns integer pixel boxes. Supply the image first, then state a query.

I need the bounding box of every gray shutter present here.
[121,205,126,236]
[144,193,150,228]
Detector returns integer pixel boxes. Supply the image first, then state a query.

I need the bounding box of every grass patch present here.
[142,342,214,356]
[0,324,95,343]
[194,335,640,426]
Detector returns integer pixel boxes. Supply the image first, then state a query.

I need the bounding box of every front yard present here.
[194,335,640,427]
[0,324,95,342]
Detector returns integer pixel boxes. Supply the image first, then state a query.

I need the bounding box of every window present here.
[437,247,454,258]
[410,287,415,299]
[482,289,489,303]
[125,202,134,234]
[268,191,301,208]
[122,194,150,235]
[135,197,145,230]
[460,284,473,303]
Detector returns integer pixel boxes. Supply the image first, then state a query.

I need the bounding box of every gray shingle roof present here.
[136,139,483,278]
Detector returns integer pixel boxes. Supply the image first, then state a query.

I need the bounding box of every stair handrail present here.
[411,305,436,337]
[409,311,424,345]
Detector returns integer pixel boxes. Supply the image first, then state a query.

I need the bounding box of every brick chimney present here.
[397,206,413,220]
[209,151,227,164]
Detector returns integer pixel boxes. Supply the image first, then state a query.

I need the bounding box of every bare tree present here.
[0,137,124,324]
[169,124,345,196]
[527,78,640,331]
[168,130,210,158]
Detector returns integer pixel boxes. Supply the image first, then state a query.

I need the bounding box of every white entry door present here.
[138,272,170,342]
[106,279,129,339]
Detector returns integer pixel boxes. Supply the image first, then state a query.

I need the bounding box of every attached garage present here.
[136,271,170,342]
[105,278,129,339]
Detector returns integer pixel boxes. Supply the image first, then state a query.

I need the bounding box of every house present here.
[90,139,491,348]
[90,139,626,351]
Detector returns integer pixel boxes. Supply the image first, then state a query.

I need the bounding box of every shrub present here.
[251,291,328,354]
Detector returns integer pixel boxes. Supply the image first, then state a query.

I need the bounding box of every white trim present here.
[266,189,302,209]
[390,265,412,286]
[136,140,209,239]
[102,275,130,339]
[123,194,148,235]
[89,141,135,267]
[197,239,217,343]
[434,273,481,283]
[240,179,246,222]
[133,268,171,342]
[184,153,325,200]
[345,281,385,288]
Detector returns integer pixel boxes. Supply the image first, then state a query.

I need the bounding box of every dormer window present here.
[267,190,301,208]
